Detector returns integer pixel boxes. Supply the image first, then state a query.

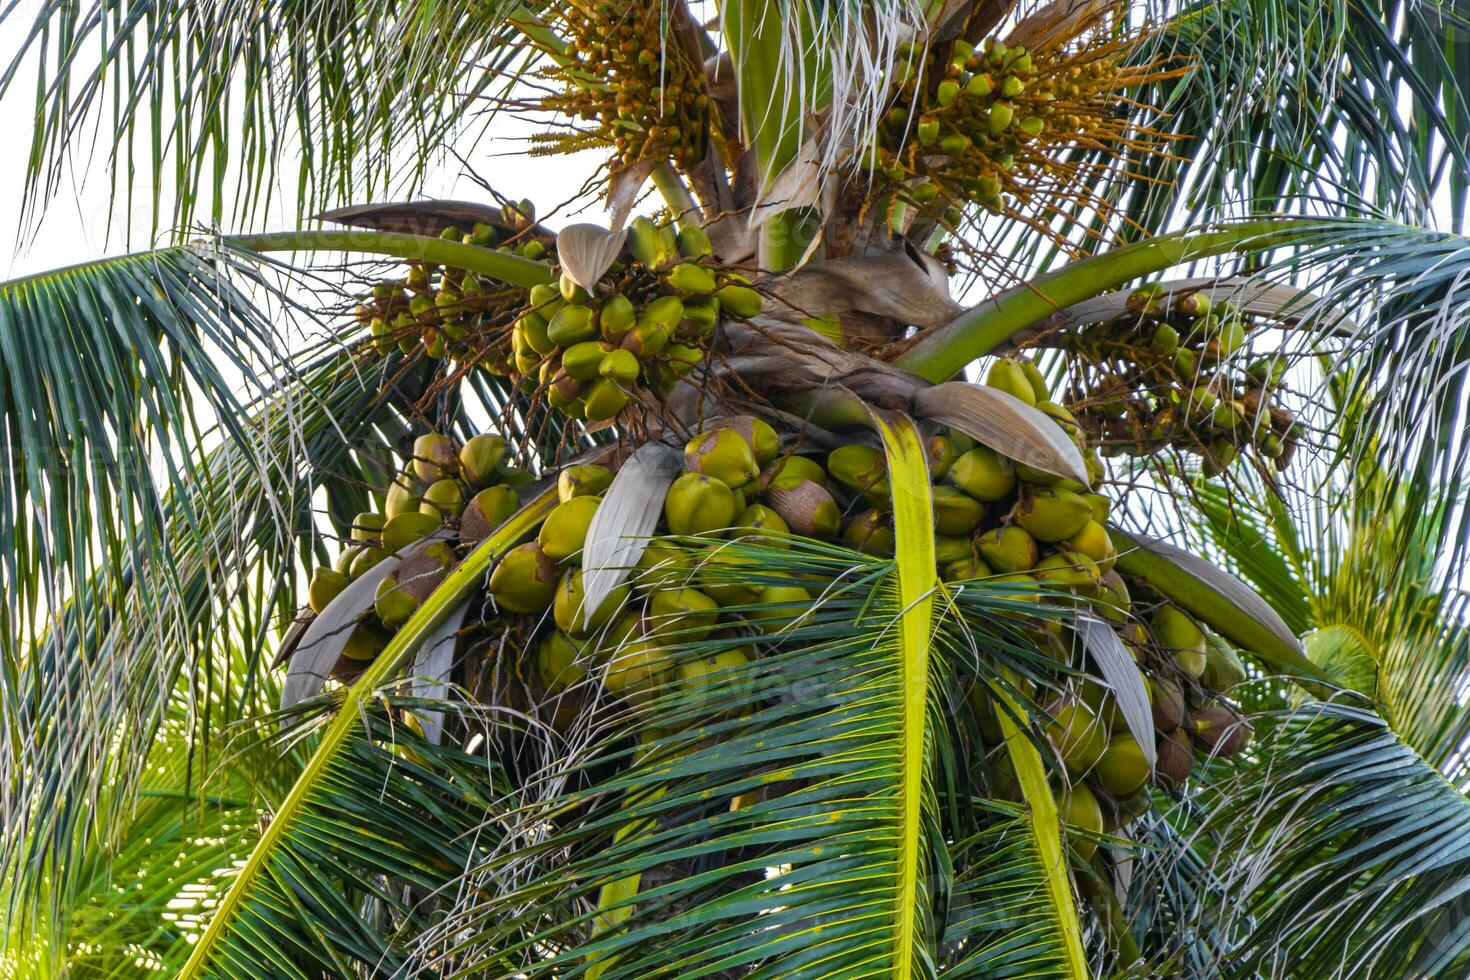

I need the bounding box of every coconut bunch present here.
[293,410,1258,859]
[870,5,1179,228]
[509,216,763,422]
[483,418,813,713]
[352,201,549,365]
[534,0,711,169]
[467,403,1257,841]
[1056,283,1302,475]
[975,596,1256,856]
[303,432,531,675]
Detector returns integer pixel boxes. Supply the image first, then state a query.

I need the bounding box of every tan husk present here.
[556,223,629,289]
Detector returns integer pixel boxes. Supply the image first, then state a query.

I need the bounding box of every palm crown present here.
[2,0,1470,977]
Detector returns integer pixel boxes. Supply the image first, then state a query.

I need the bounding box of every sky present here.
[0,22,615,280]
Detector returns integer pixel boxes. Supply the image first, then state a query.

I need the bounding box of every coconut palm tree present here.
[2,0,1470,976]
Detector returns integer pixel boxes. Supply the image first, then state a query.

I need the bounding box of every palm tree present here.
[2,0,1470,975]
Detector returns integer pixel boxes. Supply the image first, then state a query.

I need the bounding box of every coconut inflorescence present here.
[353,210,762,424]
[535,2,711,170]
[353,202,551,365]
[868,8,1180,235]
[1056,282,1302,475]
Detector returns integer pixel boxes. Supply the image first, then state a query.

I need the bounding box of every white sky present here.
[0,22,617,279]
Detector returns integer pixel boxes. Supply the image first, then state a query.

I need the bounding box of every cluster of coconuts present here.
[511,215,762,422]
[304,432,532,673]
[467,398,1257,836]
[479,359,1128,720]
[539,1,710,168]
[353,201,549,364]
[1043,607,1254,860]
[873,35,1117,217]
[1057,283,1302,475]
[484,416,820,713]
[296,424,1256,856]
[826,357,1110,589]
[974,590,1256,860]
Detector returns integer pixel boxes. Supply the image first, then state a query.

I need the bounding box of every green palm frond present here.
[942,810,1085,978]
[361,552,1096,974]
[180,701,519,979]
[1121,802,1240,976]
[1190,700,1470,977]
[386,549,950,976]
[1194,461,1470,771]
[1124,0,1470,231]
[0,247,286,915]
[6,646,288,977]
[0,273,465,961]
[0,248,276,647]
[3,0,538,235]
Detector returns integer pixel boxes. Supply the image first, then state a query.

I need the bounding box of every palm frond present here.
[0,247,289,925]
[0,247,279,651]
[6,645,288,977]
[356,538,1097,976]
[3,0,538,235]
[1194,462,1470,772]
[1124,0,1470,230]
[942,810,1085,978]
[179,700,519,979]
[409,567,924,975]
[1188,700,1470,977]
[0,259,463,961]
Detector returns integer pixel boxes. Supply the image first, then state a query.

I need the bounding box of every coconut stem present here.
[759,207,822,273]
[225,230,556,288]
[651,164,703,229]
[895,219,1323,382]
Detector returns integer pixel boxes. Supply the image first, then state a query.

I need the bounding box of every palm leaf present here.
[990,689,1090,976]
[0,248,292,930]
[1192,700,1470,977]
[385,549,952,975]
[0,247,277,646]
[3,0,540,234]
[941,809,1086,978]
[870,410,940,975]
[177,486,558,977]
[1194,459,1470,772]
[0,258,484,962]
[1126,0,1470,231]
[4,643,288,976]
